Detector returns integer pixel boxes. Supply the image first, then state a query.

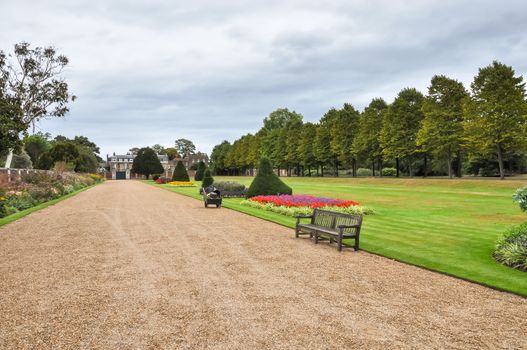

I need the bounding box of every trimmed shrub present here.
[246,157,292,198]
[194,161,206,181]
[202,169,214,188]
[152,174,161,181]
[513,187,527,212]
[382,167,397,176]
[494,223,527,271]
[213,181,245,192]
[172,161,190,181]
[357,168,372,177]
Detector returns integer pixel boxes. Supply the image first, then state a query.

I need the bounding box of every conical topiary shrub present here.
[194,161,206,181]
[172,160,190,181]
[202,169,214,188]
[246,157,292,198]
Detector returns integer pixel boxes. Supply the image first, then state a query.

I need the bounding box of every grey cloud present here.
[1,0,526,157]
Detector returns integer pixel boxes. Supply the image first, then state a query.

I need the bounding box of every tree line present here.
[210,61,527,180]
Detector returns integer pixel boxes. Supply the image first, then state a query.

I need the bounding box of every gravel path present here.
[0,181,525,349]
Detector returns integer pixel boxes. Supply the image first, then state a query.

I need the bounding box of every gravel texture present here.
[0,180,526,349]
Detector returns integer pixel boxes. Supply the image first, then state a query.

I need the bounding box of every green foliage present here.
[12,149,32,168]
[23,132,51,164]
[165,147,179,160]
[194,161,206,181]
[201,169,214,188]
[0,42,75,129]
[212,181,246,192]
[131,147,164,179]
[263,108,303,131]
[513,187,527,212]
[151,144,166,155]
[0,171,102,218]
[353,98,387,163]
[298,123,317,171]
[36,141,79,170]
[172,160,190,181]
[75,146,98,173]
[330,103,360,167]
[210,140,231,174]
[247,157,292,197]
[0,95,24,157]
[382,167,397,176]
[494,223,527,271]
[417,75,468,178]
[380,88,424,173]
[174,138,196,156]
[463,61,527,179]
[357,168,372,177]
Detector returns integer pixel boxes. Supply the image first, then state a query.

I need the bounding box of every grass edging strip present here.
[144,181,526,297]
[0,183,100,228]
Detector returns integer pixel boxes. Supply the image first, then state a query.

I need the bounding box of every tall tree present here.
[262,108,303,131]
[0,42,76,132]
[151,144,166,155]
[463,61,527,179]
[165,147,179,160]
[298,122,317,176]
[131,147,164,179]
[0,95,24,162]
[331,103,360,175]
[417,75,468,178]
[23,132,51,164]
[353,98,388,176]
[315,109,339,176]
[174,138,196,156]
[285,117,303,175]
[210,140,231,175]
[380,88,424,176]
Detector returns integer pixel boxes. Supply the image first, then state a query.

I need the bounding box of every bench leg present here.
[337,236,343,251]
[354,236,359,251]
[295,226,299,238]
[314,232,319,244]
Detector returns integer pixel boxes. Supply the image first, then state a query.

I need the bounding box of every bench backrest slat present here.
[312,208,362,233]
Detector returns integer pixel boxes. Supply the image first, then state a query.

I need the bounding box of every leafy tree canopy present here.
[131,147,164,179]
[175,138,196,157]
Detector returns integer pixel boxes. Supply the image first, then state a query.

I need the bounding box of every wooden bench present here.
[295,209,363,251]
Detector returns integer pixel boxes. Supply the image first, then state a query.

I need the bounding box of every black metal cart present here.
[202,187,222,208]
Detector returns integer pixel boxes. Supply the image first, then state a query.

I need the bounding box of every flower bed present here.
[241,194,374,217]
[167,181,196,187]
[0,172,104,218]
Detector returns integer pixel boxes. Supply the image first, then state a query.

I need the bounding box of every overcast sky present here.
[1,0,526,157]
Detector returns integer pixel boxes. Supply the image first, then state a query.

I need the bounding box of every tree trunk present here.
[396,158,400,177]
[378,158,383,177]
[447,155,452,179]
[352,159,357,177]
[334,159,339,177]
[497,145,505,180]
[320,165,324,177]
[372,160,375,177]
[423,153,427,178]
[456,150,462,178]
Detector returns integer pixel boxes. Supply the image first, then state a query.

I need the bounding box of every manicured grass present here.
[145,177,527,296]
[0,184,98,228]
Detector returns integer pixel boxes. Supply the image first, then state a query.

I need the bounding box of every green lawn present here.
[145,176,527,296]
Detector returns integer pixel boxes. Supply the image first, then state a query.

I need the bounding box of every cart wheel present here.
[216,204,220,208]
